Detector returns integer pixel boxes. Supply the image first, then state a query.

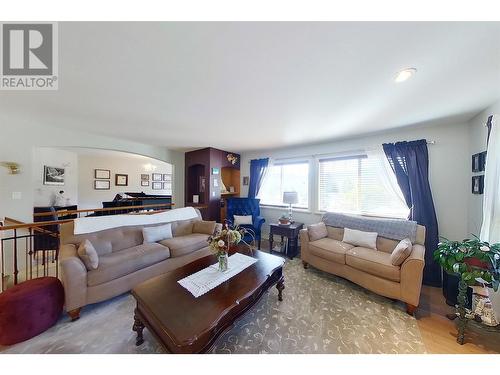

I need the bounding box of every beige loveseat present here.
[59,210,220,320]
[300,222,426,314]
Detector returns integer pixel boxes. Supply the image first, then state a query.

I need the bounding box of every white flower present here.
[217,240,225,247]
[494,254,500,260]
[480,245,490,252]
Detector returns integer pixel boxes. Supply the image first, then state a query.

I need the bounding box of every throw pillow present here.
[307,222,328,241]
[342,228,378,249]
[390,238,413,266]
[234,215,253,226]
[142,223,173,244]
[77,239,99,270]
[193,220,217,235]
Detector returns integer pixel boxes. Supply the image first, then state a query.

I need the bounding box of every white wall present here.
[78,152,173,209]
[467,100,500,236]
[0,113,184,222]
[32,147,79,207]
[240,120,471,242]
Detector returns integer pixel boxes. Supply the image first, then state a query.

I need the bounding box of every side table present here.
[269,222,304,259]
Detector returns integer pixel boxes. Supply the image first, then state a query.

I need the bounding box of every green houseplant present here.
[433,236,500,343]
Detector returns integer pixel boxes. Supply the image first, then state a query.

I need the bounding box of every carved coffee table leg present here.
[276,277,285,301]
[133,309,145,346]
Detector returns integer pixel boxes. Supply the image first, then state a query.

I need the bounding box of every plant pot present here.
[465,258,490,270]
[279,219,290,225]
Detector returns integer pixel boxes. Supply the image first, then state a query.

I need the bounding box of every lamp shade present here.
[283,191,299,205]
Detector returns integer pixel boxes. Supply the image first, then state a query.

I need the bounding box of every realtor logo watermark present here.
[1,22,58,90]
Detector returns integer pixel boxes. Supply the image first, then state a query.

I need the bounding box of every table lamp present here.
[283,191,299,222]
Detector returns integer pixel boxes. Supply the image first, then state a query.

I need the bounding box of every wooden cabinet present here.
[185,148,240,222]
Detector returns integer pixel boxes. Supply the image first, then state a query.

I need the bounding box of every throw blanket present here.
[73,206,199,235]
[321,212,417,242]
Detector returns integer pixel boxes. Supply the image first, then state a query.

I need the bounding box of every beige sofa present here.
[300,223,426,314]
[59,210,220,320]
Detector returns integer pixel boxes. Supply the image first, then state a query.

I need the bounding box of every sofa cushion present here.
[159,233,209,258]
[142,223,173,244]
[307,222,328,242]
[390,238,413,265]
[343,228,378,249]
[193,220,216,235]
[77,239,99,270]
[346,247,400,282]
[309,238,354,264]
[172,220,194,236]
[87,243,171,287]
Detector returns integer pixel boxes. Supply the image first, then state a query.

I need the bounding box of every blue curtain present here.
[248,158,269,199]
[383,140,441,287]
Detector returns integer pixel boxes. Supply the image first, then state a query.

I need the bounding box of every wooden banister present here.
[32,203,175,217]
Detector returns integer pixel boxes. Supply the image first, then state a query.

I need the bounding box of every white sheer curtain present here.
[480,115,500,243]
[366,146,408,211]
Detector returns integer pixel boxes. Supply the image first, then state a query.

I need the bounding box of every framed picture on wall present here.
[115,174,128,186]
[141,180,149,187]
[242,176,249,186]
[472,152,487,172]
[95,169,110,179]
[472,175,484,194]
[141,174,149,181]
[152,182,162,190]
[43,166,65,186]
[162,182,171,191]
[94,180,110,190]
[152,173,162,181]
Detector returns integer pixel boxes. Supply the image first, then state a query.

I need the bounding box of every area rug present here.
[1,259,426,354]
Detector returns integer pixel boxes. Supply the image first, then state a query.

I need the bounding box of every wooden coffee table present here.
[131,244,285,353]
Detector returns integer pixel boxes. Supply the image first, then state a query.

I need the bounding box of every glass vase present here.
[218,252,228,272]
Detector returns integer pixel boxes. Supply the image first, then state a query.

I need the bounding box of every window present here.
[318,155,409,218]
[258,161,309,208]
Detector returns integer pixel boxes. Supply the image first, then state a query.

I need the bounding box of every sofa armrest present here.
[253,216,265,232]
[299,228,310,261]
[400,244,425,307]
[59,244,88,312]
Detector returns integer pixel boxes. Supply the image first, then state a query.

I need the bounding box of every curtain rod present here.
[248,141,436,163]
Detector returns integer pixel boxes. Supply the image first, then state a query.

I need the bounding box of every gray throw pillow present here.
[307,222,328,242]
[143,223,173,244]
[77,239,99,270]
[390,238,413,266]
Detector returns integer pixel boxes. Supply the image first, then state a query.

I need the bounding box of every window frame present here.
[315,153,408,219]
[257,159,311,210]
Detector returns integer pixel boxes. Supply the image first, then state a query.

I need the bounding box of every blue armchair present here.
[226,198,265,249]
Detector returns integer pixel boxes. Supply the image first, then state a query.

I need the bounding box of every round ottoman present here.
[0,277,64,345]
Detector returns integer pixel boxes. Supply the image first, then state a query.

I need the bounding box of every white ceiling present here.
[2,22,500,152]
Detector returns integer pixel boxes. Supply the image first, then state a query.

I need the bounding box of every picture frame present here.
[115,174,128,186]
[472,151,486,172]
[152,173,162,181]
[141,180,149,187]
[242,176,249,186]
[94,169,110,179]
[162,182,171,191]
[141,174,149,181]
[472,175,484,195]
[94,180,110,190]
[212,167,220,175]
[43,166,65,186]
[229,186,235,193]
[152,181,162,190]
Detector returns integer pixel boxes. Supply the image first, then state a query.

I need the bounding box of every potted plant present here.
[278,214,290,225]
[433,236,500,343]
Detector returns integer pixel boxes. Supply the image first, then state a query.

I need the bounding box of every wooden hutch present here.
[184,147,240,222]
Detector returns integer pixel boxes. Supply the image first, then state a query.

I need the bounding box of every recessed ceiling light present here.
[394,68,417,83]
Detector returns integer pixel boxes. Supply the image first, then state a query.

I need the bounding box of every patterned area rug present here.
[2,259,426,354]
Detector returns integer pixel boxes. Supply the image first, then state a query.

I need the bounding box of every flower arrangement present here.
[208,223,248,271]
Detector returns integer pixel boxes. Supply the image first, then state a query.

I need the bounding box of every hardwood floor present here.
[416,285,500,354]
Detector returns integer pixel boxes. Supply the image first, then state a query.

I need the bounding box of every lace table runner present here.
[178,253,258,298]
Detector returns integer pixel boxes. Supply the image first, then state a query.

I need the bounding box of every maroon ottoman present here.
[0,277,64,345]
